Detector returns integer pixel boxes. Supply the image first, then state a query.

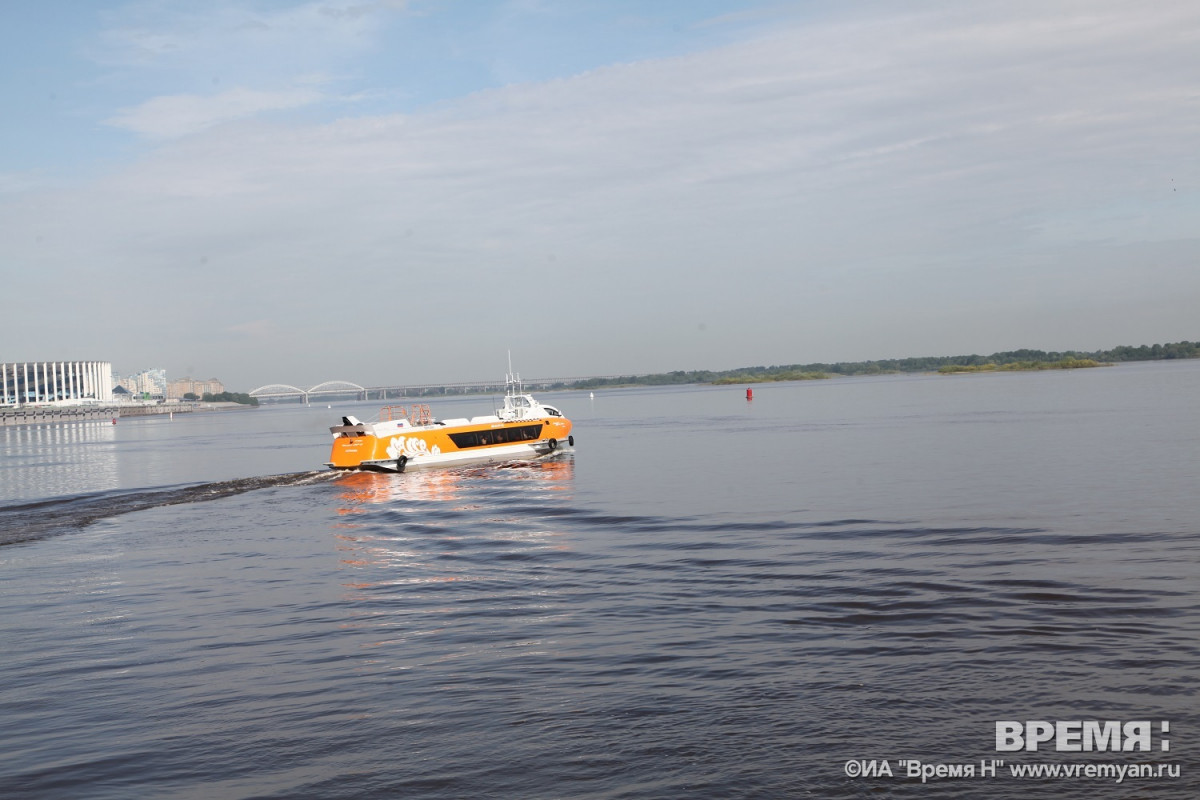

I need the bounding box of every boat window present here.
[448,424,543,449]
[453,431,479,448]
[544,406,562,417]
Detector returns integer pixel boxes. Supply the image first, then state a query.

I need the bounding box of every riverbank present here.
[937,357,1104,374]
[0,401,253,427]
[711,371,829,384]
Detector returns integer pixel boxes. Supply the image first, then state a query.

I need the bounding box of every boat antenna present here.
[505,349,522,395]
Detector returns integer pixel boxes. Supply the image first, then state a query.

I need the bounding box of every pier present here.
[0,404,196,427]
[0,406,122,427]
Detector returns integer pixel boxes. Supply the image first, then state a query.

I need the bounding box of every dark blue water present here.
[2,362,1198,798]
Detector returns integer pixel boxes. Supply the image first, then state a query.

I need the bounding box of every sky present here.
[2,0,1198,391]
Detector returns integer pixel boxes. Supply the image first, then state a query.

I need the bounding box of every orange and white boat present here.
[326,372,573,472]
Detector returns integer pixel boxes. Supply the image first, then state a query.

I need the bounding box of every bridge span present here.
[249,376,621,403]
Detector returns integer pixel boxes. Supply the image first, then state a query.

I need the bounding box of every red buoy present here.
[746,388,753,400]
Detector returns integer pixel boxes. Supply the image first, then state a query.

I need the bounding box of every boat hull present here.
[347,442,568,473]
[327,414,573,472]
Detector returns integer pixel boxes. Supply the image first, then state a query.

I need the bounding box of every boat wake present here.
[0,471,339,547]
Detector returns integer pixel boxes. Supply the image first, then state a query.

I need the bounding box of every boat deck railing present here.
[379,404,432,425]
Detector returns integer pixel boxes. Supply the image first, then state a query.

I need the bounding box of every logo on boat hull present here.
[386,435,440,459]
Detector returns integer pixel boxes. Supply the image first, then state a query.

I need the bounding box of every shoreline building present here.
[167,377,225,400]
[117,368,167,401]
[1,361,115,406]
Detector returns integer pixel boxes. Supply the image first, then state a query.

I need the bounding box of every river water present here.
[1,361,1197,799]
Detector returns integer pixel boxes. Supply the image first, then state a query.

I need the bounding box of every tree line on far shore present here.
[182,391,259,406]
[563,340,1200,389]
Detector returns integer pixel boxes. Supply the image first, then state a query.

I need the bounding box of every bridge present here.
[249,381,368,403]
[249,376,619,404]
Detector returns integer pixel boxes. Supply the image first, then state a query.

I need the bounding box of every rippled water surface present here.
[2,362,1198,798]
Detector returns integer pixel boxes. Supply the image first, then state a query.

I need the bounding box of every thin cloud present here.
[94,1,395,68]
[105,86,325,139]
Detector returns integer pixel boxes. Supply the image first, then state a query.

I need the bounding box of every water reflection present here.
[330,458,578,657]
[0,420,120,501]
[332,455,575,511]
[333,468,464,508]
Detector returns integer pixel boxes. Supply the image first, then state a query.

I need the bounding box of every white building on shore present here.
[117,368,167,400]
[1,361,115,406]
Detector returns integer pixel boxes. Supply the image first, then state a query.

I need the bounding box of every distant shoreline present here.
[229,340,1198,401]
[936,357,1103,374]
[564,340,1198,390]
[709,357,1108,384]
